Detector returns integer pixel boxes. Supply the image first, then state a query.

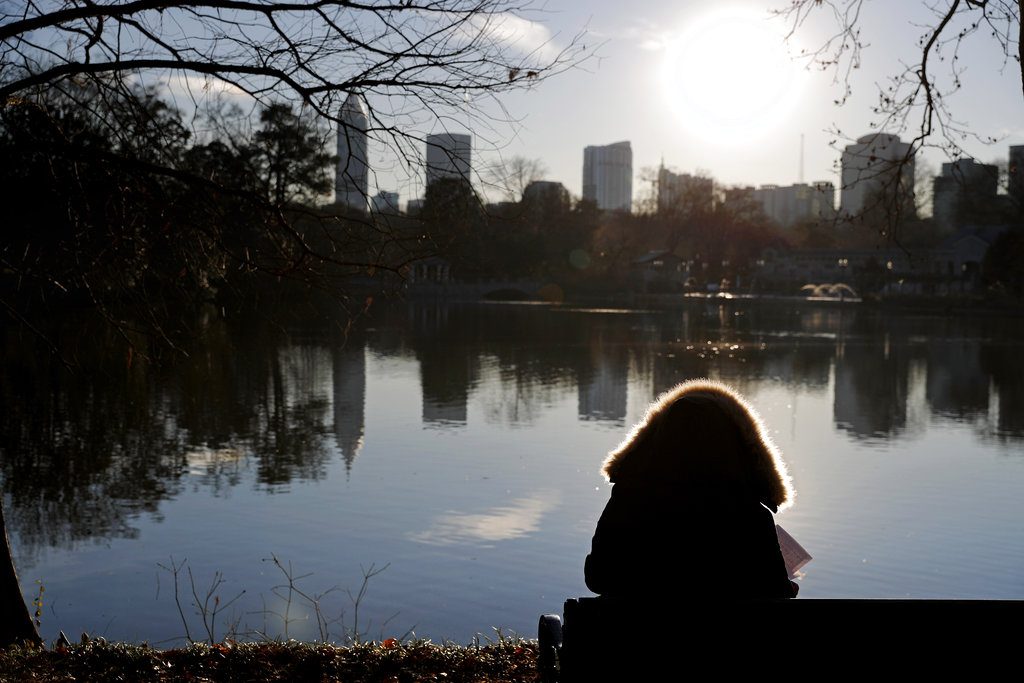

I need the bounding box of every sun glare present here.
[662,8,806,144]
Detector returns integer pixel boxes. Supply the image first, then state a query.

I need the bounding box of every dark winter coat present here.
[584,379,797,599]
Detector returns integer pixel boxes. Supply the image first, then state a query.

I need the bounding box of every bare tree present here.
[484,154,548,202]
[0,1,589,344]
[776,1,1021,238]
[0,0,587,647]
[0,502,40,647]
[777,1,1020,155]
[1,2,584,166]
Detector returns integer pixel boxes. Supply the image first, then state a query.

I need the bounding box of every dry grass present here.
[0,638,540,682]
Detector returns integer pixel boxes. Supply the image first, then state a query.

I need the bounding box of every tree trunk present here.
[0,499,41,648]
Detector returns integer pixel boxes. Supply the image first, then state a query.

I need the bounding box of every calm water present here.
[3,301,1024,645]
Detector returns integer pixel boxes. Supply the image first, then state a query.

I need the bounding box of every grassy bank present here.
[0,639,539,682]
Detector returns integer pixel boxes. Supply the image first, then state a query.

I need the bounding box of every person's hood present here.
[601,379,794,511]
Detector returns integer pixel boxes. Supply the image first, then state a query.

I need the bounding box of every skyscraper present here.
[839,133,914,218]
[335,92,369,211]
[751,182,836,227]
[583,141,632,212]
[932,159,999,233]
[425,132,472,186]
[657,165,713,214]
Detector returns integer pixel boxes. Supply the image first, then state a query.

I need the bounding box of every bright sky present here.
[396,0,1024,204]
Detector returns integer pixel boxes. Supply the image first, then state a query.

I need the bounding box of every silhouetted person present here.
[584,379,797,599]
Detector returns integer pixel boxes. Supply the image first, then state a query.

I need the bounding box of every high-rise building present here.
[583,141,632,212]
[425,132,472,186]
[809,181,838,221]
[657,165,713,214]
[722,186,758,216]
[932,158,999,233]
[753,182,836,227]
[840,133,914,218]
[335,92,369,211]
[371,190,400,214]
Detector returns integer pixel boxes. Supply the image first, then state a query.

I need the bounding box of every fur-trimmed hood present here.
[601,379,794,511]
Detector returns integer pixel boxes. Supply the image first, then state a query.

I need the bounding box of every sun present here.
[661,7,807,143]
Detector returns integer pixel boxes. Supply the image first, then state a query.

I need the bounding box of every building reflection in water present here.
[925,338,989,421]
[6,301,1024,567]
[982,342,1024,439]
[413,303,473,427]
[833,339,910,440]
[577,339,628,425]
[332,341,367,472]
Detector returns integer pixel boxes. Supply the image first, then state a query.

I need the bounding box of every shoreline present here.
[418,287,1024,317]
[0,639,540,683]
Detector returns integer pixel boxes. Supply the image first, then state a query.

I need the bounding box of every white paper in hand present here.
[776,525,812,578]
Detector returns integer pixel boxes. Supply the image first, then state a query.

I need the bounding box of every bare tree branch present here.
[775,0,1020,239]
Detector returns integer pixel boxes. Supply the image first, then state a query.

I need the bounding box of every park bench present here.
[538,596,1023,680]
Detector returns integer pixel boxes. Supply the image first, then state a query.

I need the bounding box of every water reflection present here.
[409,493,560,546]
[333,345,366,472]
[926,338,989,421]
[834,339,910,440]
[982,342,1024,439]
[3,302,1024,565]
[577,334,628,425]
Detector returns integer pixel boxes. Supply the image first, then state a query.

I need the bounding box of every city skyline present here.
[346,2,1023,208]
[364,128,1024,223]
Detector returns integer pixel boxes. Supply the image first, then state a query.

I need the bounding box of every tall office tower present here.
[335,92,369,211]
[1008,145,1024,208]
[583,141,633,212]
[932,159,999,233]
[657,165,713,214]
[425,132,472,186]
[839,133,914,217]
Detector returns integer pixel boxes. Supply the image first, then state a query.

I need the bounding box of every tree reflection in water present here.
[3,302,1024,566]
[0,315,352,563]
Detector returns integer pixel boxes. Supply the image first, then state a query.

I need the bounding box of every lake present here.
[3,300,1023,645]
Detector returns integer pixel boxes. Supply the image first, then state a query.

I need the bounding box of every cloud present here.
[128,71,249,107]
[617,20,669,52]
[162,73,248,99]
[470,12,561,61]
[408,492,559,546]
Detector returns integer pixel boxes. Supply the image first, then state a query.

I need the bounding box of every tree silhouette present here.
[0,0,587,647]
[252,103,335,206]
[1,1,587,335]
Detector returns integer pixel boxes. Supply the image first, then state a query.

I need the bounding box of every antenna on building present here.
[799,134,805,184]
